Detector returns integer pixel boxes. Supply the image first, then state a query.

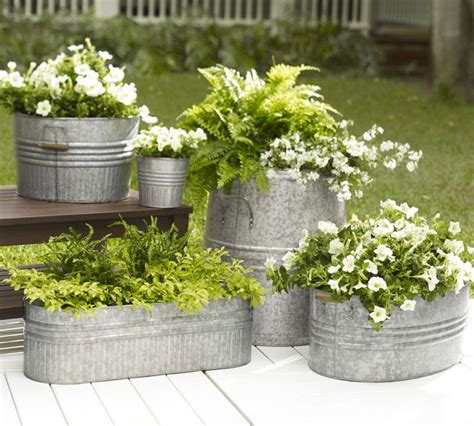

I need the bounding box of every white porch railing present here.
[376,0,432,27]
[1,0,373,32]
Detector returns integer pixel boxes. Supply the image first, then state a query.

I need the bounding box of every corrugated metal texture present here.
[14,113,138,203]
[138,157,188,208]
[24,297,252,384]
[0,318,24,355]
[204,171,345,346]
[309,285,470,382]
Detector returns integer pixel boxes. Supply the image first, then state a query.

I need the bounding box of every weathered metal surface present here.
[24,297,252,384]
[14,113,138,203]
[204,171,345,346]
[309,285,470,382]
[137,157,188,208]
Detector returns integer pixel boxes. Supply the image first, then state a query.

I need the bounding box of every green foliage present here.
[267,200,474,329]
[0,37,146,118]
[0,13,380,76]
[180,64,339,205]
[7,220,265,318]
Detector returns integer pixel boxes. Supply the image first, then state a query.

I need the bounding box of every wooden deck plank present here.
[168,371,249,425]
[92,379,157,425]
[256,346,302,364]
[51,383,112,426]
[0,372,20,426]
[293,345,310,360]
[0,352,23,372]
[5,371,66,425]
[131,375,203,425]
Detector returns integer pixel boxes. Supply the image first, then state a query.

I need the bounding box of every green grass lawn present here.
[1,72,473,266]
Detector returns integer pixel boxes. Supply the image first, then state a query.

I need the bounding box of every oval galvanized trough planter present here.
[204,171,345,346]
[309,286,470,382]
[24,297,252,384]
[137,157,188,208]
[14,113,138,203]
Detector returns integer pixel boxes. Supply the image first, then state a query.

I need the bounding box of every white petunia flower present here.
[328,238,345,256]
[342,255,356,273]
[369,306,387,323]
[328,265,340,274]
[354,282,367,290]
[380,141,394,152]
[400,299,416,311]
[328,278,341,291]
[444,239,464,255]
[138,105,158,124]
[318,221,339,235]
[373,219,394,237]
[383,159,397,170]
[36,100,51,117]
[104,65,125,83]
[399,203,418,219]
[368,276,387,292]
[364,259,378,275]
[380,199,398,211]
[374,244,393,262]
[448,222,461,236]
[7,61,16,71]
[68,43,84,52]
[420,266,439,291]
[468,246,474,255]
[98,50,113,61]
[406,161,416,172]
[8,71,24,88]
[74,63,91,75]
[282,251,297,270]
[264,257,276,271]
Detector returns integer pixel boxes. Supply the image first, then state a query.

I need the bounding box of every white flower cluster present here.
[268,199,473,328]
[0,39,156,121]
[133,125,207,158]
[260,121,422,202]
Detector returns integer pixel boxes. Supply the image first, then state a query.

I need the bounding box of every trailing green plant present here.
[180,64,421,205]
[0,37,157,120]
[0,13,380,76]
[266,200,474,330]
[7,219,265,317]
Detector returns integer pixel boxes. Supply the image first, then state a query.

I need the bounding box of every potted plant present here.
[181,64,422,346]
[267,200,473,382]
[0,38,157,203]
[8,220,264,384]
[133,124,207,208]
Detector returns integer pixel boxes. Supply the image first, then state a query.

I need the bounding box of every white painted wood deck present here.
[1,302,473,426]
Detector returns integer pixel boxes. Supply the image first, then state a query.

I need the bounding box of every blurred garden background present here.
[0,0,473,265]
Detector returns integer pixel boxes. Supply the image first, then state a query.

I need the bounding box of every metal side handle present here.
[38,126,69,152]
[215,194,254,229]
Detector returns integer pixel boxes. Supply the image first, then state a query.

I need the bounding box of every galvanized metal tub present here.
[204,171,345,346]
[309,286,470,382]
[24,297,252,384]
[137,157,188,208]
[14,113,138,203]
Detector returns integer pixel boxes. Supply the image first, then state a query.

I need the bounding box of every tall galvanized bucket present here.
[309,286,470,382]
[24,297,252,384]
[204,171,345,346]
[137,157,188,208]
[14,113,138,203]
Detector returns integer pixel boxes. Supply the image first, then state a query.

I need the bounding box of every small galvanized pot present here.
[137,157,188,208]
[14,113,138,203]
[309,286,470,382]
[24,297,252,384]
[204,171,345,346]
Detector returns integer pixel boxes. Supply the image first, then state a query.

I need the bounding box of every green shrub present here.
[0,13,380,75]
[7,220,265,317]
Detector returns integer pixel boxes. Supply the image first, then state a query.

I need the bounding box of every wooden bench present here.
[0,186,193,320]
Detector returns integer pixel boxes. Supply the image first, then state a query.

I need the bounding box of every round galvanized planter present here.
[309,286,470,382]
[14,113,138,203]
[204,171,345,346]
[137,157,188,208]
[24,297,252,384]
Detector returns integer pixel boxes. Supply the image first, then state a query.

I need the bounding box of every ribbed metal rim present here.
[137,156,190,163]
[14,112,139,122]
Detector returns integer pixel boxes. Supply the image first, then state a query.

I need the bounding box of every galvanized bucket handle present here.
[38,125,69,152]
[215,194,254,229]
